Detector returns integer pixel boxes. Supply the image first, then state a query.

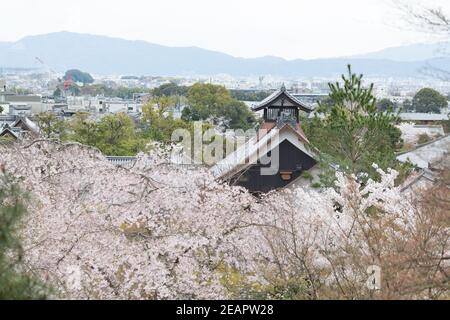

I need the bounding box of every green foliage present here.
[35,112,67,139]
[229,90,271,102]
[141,97,193,143]
[263,278,315,300]
[301,171,313,181]
[66,113,99,146]
[376,98,396,112]
[0,136,17,145]
[9,87,33,95]
[317,96,335,109]
[0,171,50,299]
[439,118,450,133]
[394,161,416,186]
[63,83,81,96]
[96,114,139,155]
[183,83,229,121]
[311,182,322,189]
[78,83,188,100]
[64,84,151,100]
[113,87,150,100]
[66,113,145,156]
[417,133,431,145]
[242,278,313,300]
[403,99,413,112]
[182,83,257,130]
[412,88,448,113]
[152,82,189,97]
[318,65,377,113]
[61,83,187,100]
[53,87,62,98]
[63,69,94,84]
[77,84,106,97]
[217,263,314,300]
[0,105,3,114]
[304,65,403,182]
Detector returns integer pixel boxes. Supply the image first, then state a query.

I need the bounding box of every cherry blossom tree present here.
[0,140,447,300]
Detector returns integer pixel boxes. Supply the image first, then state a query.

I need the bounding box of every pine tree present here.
[0,168,50,300]
[320,64,377,113]
[305,65,404,183]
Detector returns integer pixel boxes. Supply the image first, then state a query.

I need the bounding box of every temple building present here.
[212,85,317,193]
[0,126,19,140]
[0,116,40,141]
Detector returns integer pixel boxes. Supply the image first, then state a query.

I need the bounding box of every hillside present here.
[1,32,449,77]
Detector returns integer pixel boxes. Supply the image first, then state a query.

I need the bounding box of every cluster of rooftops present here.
[211,85,319,193]
[1,85,448,194]
[213,85,449,193]
[0,116,39,140]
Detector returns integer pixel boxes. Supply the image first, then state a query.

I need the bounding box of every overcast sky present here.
[2,0,450,60]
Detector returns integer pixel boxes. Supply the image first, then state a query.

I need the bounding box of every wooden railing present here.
[105,156,137,168]
[106,153,196,168]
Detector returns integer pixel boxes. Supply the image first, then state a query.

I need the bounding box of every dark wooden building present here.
[212,85,317,193]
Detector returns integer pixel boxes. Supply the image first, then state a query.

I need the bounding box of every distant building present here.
[291,93,329,105]
[9,104,32,116]
[0,91,15,103]
[5,95,41,103]
[212,85,317,193]
[133,93,152,104]
[61,110,80,118]
[400,113,449,124]
[399,135,450,192]
[11,117,40,136]
[0,93,50,114]
[0,116,39,140]
[397,135,450,169]
[52,104,69,113]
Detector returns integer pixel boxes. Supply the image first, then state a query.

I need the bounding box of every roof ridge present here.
[396,133,450,156]
[252,86,313,113]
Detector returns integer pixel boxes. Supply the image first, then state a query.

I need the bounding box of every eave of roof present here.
[397,134,450,169]
[212,123,316,180]
[0,127,19,139]
[12,117,39,134]
[252,88,313,113]
[258,121,309,145]
[399,113,449,121]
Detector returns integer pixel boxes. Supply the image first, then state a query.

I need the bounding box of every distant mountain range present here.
[349,42,450,62]
[1,31,450,78]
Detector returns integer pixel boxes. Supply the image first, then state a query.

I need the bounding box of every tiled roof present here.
[211,124,316,180]
[0,127,19,139]
[252,86,313,113]
[12,117,39,134]
[258,121,309,144]
[400,113,449,121]
[397,135,450,169]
